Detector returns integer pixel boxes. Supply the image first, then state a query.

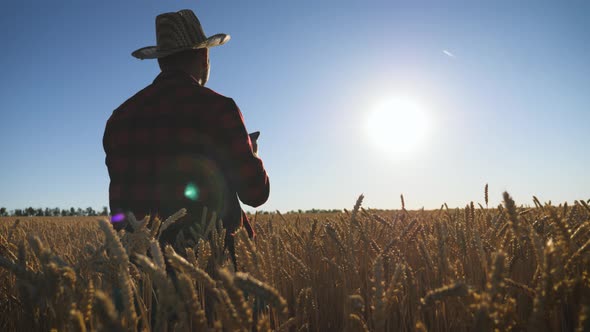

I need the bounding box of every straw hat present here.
[132,9,230,60]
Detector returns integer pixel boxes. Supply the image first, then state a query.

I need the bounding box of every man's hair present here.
[158,48,207,71]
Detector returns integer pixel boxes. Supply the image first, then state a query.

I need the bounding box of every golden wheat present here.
[0,190,589,331]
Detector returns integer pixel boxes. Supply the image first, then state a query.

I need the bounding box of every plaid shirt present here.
[103,70,269,237]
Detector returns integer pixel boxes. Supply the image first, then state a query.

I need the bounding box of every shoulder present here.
[199,85,226,98]
[199,86,235,104]
[195,86,241,114]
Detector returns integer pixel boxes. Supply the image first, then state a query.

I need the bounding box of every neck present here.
[162,67,205,86]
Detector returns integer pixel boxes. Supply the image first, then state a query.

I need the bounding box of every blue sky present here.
[1,1,589,212]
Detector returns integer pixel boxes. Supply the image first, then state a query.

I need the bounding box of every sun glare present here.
[365,97,431,158]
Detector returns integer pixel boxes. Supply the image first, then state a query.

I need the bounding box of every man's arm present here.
[219,99,270,207]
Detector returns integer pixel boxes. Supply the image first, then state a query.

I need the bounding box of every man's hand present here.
[249,131,260,155]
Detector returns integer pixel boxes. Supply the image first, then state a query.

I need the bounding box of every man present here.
[103,9,269,251]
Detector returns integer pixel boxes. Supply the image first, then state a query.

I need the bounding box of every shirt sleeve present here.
[219,98,270,207]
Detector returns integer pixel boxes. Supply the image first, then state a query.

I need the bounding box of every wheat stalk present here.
[157,208,187,239]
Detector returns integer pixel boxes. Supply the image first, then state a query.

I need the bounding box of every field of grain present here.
[1,192,589,331]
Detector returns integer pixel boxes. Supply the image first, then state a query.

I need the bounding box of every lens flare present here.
[110,213,125,223]
[185,182,199,201]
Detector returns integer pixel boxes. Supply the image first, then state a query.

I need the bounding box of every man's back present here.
[103,70,269,235]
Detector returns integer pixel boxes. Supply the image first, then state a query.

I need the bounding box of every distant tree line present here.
[243,209,343,216]
[242,209,345,217]
[0,207,345,217]
[286,208,343,214]
[0,207,109,217]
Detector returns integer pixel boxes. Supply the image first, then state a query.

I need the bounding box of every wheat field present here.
[1,191,589,331]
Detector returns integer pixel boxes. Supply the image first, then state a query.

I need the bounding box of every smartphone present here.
[249,131,260,141]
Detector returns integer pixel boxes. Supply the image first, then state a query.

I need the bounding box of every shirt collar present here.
[153,70,200,85]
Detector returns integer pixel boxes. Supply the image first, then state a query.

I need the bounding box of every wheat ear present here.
[158,208,187,239]
[164,245,217,291]
[234,272,288,316]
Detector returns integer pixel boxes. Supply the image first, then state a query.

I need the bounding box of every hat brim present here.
[131,33,230,60]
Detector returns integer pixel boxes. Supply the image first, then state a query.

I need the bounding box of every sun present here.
[365,97,432,158]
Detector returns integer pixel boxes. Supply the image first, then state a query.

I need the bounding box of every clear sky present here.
[1,1,589,212]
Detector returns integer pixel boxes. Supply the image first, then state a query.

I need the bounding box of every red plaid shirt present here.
[103,70,269,237]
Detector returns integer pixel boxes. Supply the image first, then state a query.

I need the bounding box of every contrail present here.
[443,50,455,58]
